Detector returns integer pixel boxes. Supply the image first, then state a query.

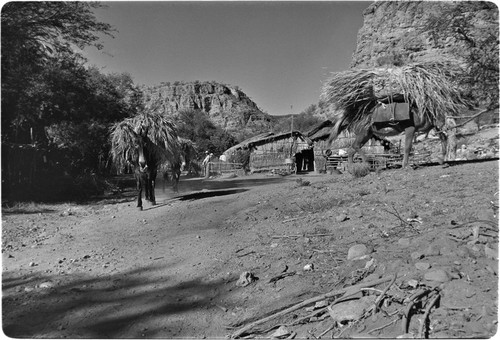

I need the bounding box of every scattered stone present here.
[270,243,278,248]
[336,214,348,222]
[347,244,369,260]
[398,238,411,247]
[29,262,36,267]
[364,258,376,269]
[469,244,481,253]
[424,269,450,283]
[415,262,431,271]
[410,251,424,260]
[24,287,34,292]
[271,325,292,338]
[407,279,419,288]
[327,295,376,322]
[314,300,329,308]
[303,263,314,271]
[236,271,257,287]
[39,282,55,289]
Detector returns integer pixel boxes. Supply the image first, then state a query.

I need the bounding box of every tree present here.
[1,2,115,143]
[272,109,323,134]
[44,68,143,173]
[422,2,499,109]
[175,109,237,157]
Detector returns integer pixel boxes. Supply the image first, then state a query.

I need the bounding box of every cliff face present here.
[141,81,275,137]
[350,2,495,68]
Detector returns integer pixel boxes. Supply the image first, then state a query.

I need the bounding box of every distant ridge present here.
[141,81,278,140]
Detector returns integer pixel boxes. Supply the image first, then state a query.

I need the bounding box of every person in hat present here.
[202,151,212,176]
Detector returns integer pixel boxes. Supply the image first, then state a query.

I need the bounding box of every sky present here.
[83,1,371,116]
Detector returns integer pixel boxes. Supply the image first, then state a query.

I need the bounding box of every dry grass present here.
[109,111,181,172]
[349,163,371,178]
[321,61,469,140]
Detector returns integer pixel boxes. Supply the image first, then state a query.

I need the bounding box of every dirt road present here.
[2,160,498,338]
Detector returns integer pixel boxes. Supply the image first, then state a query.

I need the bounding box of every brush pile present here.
[320,61,469,127]
[110,111,181,172]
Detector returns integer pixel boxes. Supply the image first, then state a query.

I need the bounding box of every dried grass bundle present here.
[321,61,468,128]
[110,112,181,172]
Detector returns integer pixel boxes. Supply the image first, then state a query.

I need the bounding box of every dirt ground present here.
[2,158,499,338]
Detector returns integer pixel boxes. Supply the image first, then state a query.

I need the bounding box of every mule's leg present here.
[174,173,179,193]
[137,179,143,211]
[150,178,156,205]
[171,167,180,193]
[403,126,416,168]
[349,130,372,165]
[144,178,150,202]
[438,131,448,165]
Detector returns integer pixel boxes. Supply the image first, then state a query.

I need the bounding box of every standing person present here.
[202,151,212,177]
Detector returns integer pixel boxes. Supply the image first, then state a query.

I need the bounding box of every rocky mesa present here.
[350,1,496,68]
[141,81,276,139]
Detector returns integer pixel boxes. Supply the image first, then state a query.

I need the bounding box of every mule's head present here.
[129,125,149,172]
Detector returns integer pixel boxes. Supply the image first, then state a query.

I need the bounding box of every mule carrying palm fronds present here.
[178,137,199,175]
[321,61,468,168]
[110,112,181,210]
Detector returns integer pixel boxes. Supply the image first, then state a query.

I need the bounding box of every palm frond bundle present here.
[321,61,468,133]
[110,111,181,173]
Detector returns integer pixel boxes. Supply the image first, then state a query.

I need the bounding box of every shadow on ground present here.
[178,188,248,201]
[2,263,229,338]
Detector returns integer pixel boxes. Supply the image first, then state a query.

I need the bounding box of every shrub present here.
[350,163,371,178]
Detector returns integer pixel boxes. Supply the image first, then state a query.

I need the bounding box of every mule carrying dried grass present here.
[321,61,469,168]
[110,112,181,210]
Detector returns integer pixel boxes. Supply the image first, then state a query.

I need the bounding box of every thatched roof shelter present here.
[223,132,275,156]
[224,131,311,155]
[320,61,469,131]
[110,111,180,172]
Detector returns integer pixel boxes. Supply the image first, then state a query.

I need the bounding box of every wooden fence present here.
[206,161,243,177]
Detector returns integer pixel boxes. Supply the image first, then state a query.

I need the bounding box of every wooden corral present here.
[206,161,244,177]
[224,131,313,173]
[306,120,397,172]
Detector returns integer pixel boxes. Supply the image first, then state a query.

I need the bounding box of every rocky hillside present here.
[350,2,495,68]
[141,81,277,139]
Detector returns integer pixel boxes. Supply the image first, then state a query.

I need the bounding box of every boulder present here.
[327,296,376,323]
[424,269,450,283]
[347,244,370,260]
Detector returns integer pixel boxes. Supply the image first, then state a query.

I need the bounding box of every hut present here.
[224,131,313,173]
